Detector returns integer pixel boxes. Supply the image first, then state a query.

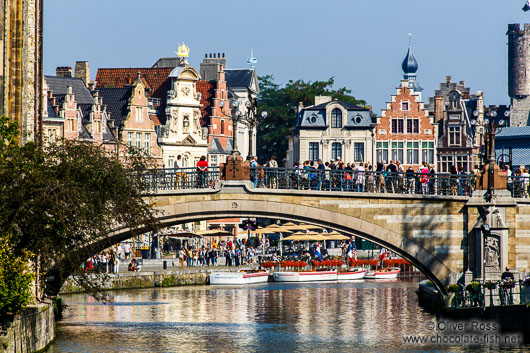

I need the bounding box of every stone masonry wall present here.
[0,304,55,353]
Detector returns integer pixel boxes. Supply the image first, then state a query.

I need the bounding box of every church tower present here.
[507,23,530,127]
[1,0,44,144]
[401,34,423,94]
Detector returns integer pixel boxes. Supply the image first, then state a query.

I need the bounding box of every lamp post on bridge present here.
[240,95,268,161]
[218,99,242,158]
[470,107,510,198]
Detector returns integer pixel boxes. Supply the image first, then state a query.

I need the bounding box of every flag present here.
[524,1,530,11]
[352,242,358,261]
[315,243,322,261]
[386,250,392,261]
[378,248,386,262]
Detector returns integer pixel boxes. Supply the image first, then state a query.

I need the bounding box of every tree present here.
[0,117,159,301]
[256,75,367,164]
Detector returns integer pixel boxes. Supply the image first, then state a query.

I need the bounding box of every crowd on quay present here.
[84,250,120,273]
[176,238,258,268]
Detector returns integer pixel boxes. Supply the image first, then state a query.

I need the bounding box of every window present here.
[456,155,469,172]
[47,128,56,144]
[331,108,342,128]
[391,119,404,134]
[331,142,342,160]
[440,155,451,173]
[168,156,174,168]
[135,107,143,122]
[67,119,74,132]
[422,141,434,165]
[136,132,142,150]
[144,133,151,155]
[309,142,319,161]
[221,120,225,135]
[391,141,404,163]
[127,132,133,148]
[449,126,461,146]
[406,141,419,164]
[406,119,419,134]
[401,101,409,111]
[376,141,389,163]
[354,142,364,162]
[210,154,218,166]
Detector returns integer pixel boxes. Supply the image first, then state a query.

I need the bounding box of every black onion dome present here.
[401,46,418,74]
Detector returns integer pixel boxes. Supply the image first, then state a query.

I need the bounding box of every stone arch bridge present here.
[94,179,530,295]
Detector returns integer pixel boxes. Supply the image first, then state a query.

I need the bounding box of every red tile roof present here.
[150,114,161,126]
[95,68,173,100]
[197,80,214,127]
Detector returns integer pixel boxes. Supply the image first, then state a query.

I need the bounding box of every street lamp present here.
[241,97,268,161]
[218,99,242,157]
[471,107,509,196]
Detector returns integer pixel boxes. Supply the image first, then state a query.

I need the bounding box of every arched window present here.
[449,91,460,109]
[221,120,225,135]
[331,108,342,128]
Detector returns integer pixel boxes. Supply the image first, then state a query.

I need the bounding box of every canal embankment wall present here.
[60,266,258,294]
[0,303,54,353]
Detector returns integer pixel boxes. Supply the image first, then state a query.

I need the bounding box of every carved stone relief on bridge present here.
[484,233,501,274]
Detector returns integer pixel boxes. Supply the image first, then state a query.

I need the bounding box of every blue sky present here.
[44,0,530,112]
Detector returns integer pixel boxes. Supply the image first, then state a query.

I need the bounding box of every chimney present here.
[445,76,451,84]
[298,102,304,111]
[434,96,444,123]
[56,66,72,77]
[314,96,332,105]
[75,61,90,87]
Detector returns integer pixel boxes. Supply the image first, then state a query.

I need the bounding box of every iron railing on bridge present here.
[139,167,221,191]
[137,167,478,196]
[449,279,530,309]
[249,167,476,196]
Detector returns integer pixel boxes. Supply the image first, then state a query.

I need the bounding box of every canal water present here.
[49,280,527,352]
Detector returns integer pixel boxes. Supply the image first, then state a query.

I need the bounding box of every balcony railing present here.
[138,167,221,191]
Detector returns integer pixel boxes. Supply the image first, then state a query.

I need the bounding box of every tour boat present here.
[365,267,400,279]
[272,270,338,282]
[209,271,270,285]
[337,268,367,280]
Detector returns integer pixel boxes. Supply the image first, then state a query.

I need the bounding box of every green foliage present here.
[0,118,159,298]
[256,75,367,163]
[447,283,460,293]
[0,236,34,318]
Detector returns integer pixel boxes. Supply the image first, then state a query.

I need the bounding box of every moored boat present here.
[365,267,400,279]
[337,268,367,280]
[209,271,270,285]
[273,270,338,282]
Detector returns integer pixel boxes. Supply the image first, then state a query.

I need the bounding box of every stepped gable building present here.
[429,76,484,173]
[286,96,373,167]
[44,65,111,146]
[97,75,163,165]
[200,53,259,161]
[508,24,530,127]
[374,41,436,170]
[428,76,484,173]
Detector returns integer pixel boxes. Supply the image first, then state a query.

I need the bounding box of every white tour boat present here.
[337,268,367,280]
[364,267,400,279]
[273,270,338,282]
[209,271,270,285]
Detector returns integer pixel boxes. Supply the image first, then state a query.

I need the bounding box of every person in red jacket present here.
[196,156,208,187]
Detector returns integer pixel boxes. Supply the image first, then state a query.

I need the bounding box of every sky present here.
[44,0,530,112]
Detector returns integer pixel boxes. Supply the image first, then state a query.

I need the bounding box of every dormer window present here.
[331,108,342,128]
[401,101,409,111]
[308,114,318,124]
[449,91,460,110]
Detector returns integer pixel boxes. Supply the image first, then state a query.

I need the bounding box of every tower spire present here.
[247,48,257,69]
[401,34,423,92]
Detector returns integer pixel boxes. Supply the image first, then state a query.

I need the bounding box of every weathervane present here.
[408,33,412,47]
[175,43,190,58]
[247,48,257,69]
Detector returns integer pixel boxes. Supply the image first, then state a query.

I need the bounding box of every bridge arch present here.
[100,197,452,295]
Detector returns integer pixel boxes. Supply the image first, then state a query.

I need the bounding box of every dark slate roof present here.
[225,138,233,154]
[402,46,419,74]
[45,76,94,104]
[97,87,133,128]
[225,69,254,88]
[496,126,530,138]
[296,100,371,128]
[47,98,59,118]
[209,137,225,154]
[78,104,92,122]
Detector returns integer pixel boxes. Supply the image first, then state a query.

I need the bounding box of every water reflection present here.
[50,280,527,352]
